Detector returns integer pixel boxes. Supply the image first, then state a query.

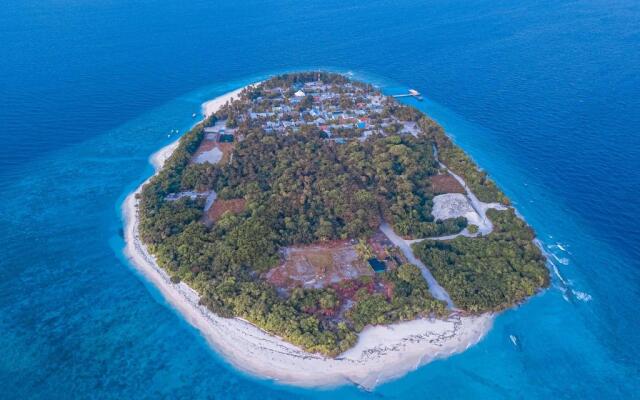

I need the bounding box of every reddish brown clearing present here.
[216,142,234,164]
[368,230,393,259]
[367,229,405,270]
[430,173,465,194]
[266,240,373,289]
[208,198,246,221]
[192,139,216,157]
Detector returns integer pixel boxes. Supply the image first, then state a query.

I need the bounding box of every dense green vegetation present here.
[138,128,454,355]
[136,72,547,356]
[412,209,549,312]
[348,264,447,331]
[213,129,382,242]
[341,135,468,238]
[212,129,466,241]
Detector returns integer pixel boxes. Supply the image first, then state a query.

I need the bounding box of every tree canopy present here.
[413,209,549,312]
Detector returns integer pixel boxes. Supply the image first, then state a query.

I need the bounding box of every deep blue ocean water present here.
[1,0,639,398]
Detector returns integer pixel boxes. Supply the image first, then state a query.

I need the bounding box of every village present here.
[201,79,421,144]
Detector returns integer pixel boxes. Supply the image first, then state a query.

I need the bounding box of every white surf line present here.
[380,222,455,308]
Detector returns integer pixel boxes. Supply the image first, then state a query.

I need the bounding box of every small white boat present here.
[509,334,519,348]
[192,113,197,118]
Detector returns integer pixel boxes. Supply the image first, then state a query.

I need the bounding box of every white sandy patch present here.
[432,193,477,221]
[122,85,494,390]
[201,88,244,117]
[439,171,507,236]
[204,191,217,212]
[165,191,208,201]
[431,192,495,237]
[201,81,263,117]
[150,140,179,170]
[194,147,223,164]
[430,146,508,237]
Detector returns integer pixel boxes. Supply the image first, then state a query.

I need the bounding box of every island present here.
[123,72,549,389]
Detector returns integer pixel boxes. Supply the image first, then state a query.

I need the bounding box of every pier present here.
[392,89,423,101]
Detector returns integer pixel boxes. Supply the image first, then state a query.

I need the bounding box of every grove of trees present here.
[413,209,549,312]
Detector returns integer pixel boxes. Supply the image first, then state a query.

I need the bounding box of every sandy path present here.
[378,147,510,308]
[380,223,455,308]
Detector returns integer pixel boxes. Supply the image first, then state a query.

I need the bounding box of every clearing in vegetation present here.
[430,173,465,194]
[207,198,246,222]
[266,241,373,289]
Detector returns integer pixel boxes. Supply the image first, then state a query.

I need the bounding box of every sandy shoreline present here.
[201,82,262,117]
[122,85,494,390]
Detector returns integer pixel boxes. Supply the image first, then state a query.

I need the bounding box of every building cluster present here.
[222,80,421,140]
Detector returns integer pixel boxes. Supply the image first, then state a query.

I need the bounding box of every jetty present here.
[392,89,423,101]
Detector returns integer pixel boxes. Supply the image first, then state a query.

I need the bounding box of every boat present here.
[509,334,521,350]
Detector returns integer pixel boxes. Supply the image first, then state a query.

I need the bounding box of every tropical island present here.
[123,72,549,388]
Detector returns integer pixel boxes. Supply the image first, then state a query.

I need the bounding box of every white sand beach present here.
[201,81,262,117]
[122,85,494,390]
[201,87,243,117]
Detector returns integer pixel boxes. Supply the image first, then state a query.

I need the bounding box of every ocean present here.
[1,0,639,398]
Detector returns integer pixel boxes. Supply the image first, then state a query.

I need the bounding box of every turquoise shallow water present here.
[1,0,639,398]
